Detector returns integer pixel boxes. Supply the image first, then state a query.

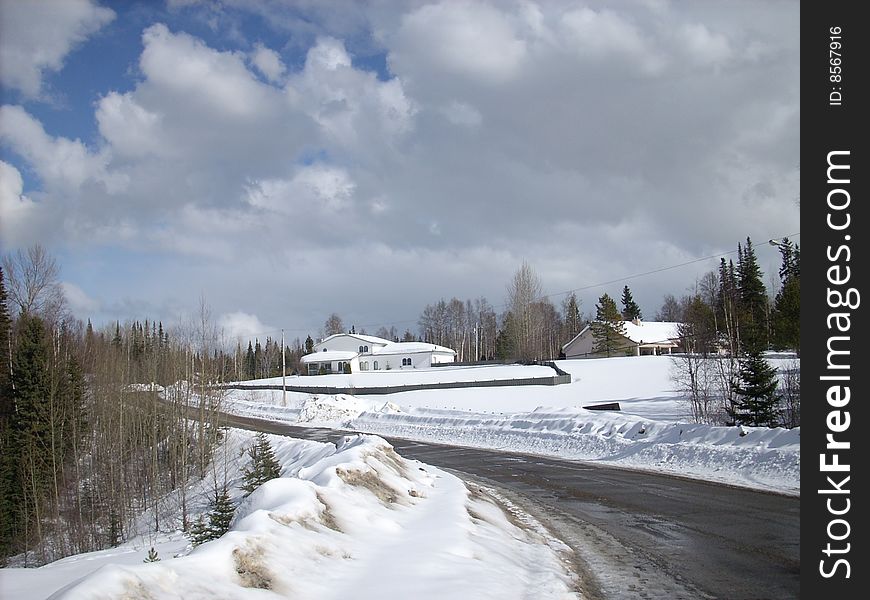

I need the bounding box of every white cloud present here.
[60,281,101,315]
[679,23,732,67]
[390,1,527,84]
[0,0,114,98]
[0,160,41,248]
[288,37,417,148]
[559,7,664,74]
[246,165,356,215]
[304,36,352,71]
[139,23,273,118]
[250,43,286,82]
[0,105,126,193]
[0,2,799,337]
[219,311,273,343]
[96,92,167,158]
[441,100,482,127]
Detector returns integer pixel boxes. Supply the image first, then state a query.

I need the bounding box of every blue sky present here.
[0,0,799,342]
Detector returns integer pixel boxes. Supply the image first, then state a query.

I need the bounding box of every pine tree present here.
[304,335,314,355]
[144,547,160,562]
[188,514,210,547]
[771,239,800,352]
[561,293,583,339]
[591,294,627,357]
[621,285,642,321]
[244,342,255,380]
[0,268,17,559]
[495,312,517,360]
[736,238,768,350]
[241,433,282,496]
[188,487,235,546]
[730,347,781,427]
[208,488,235,539]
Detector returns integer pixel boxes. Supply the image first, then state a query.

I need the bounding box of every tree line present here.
[0,248,227,566]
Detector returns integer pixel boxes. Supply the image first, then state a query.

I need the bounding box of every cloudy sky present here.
[0,0,799,343]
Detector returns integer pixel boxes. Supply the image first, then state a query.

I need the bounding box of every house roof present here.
[371,342,456,356]
[315,333,392,348]
[300,350,359,363]
[562,320,682,351]
[621,321,681,345]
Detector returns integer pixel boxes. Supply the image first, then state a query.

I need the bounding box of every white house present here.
[301,333,456,375]
[562,319,683,359]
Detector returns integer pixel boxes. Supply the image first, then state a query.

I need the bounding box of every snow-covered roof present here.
[621,321,681,345]
[315,333,391,348]
[371,342,456,356]
[562,320,682,350]
[301,350,359,363]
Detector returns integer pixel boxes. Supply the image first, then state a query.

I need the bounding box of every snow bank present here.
[221,356,800,495]
[41,433,578,600]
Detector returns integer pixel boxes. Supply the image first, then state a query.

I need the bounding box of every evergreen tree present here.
[253,340,263,379]
[241,433,282,496]
[620,285,642,321]
[144,547,160,562]
[591,294,627,357]
[736,238,768,350]
[304,335,314,355]
[244,342,255,380]
[208,488,235,539]
[188,487,235,546]
[188,514,210,547]
[561,293,583,339]
[494,312,517,360]
[730,347,781,426]
[771,239,800,352]
[7,315,53,555]
[0,268,17,558]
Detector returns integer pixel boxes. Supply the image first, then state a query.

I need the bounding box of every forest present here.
[0,237,799,566]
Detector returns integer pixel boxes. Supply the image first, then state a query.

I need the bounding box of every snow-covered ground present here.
[0,430,578,599]
[224,356,800,495]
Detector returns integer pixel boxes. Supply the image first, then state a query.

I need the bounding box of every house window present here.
[402,357,411,366]
[359,345,364,353]
[360,361,368,371]
[373,361,379,370]
[364,345,369,352]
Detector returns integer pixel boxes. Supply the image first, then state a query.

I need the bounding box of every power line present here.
[238,231,800,341]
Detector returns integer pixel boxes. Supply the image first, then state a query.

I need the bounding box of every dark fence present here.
[218,366,571,396]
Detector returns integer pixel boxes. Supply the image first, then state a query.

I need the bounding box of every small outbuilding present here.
[562,318,682,359]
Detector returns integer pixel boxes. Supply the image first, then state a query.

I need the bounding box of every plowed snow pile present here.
[31,431,577,600]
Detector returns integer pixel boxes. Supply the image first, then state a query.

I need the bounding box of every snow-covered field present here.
[1,356,799,598]
[0,430,578,599]
[225,356,800,495]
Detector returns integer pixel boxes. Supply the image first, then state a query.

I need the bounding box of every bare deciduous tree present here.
[2,245,66,320]
[506,261,544,361]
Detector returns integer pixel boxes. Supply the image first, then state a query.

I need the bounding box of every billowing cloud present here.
[0,105,126,193]
[390,1,528,84]
[219,311,274,344]
[0,0,114,97]
[250,43,286,82]
[0,160,42,247]
[0,1,799,336]
[246,165,356,215]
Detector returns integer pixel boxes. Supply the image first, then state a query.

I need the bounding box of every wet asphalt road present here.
[218,411,800,600]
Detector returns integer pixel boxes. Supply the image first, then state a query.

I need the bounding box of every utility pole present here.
[282,328,286,406]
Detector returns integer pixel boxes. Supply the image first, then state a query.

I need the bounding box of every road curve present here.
[219,411,800,600]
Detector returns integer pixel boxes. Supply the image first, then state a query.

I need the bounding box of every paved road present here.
[219,412,800,600]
